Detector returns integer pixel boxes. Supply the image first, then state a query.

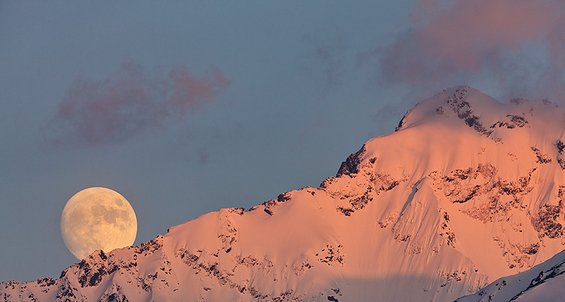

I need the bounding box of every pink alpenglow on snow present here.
[5,87,565,301]
[49,61,229,146]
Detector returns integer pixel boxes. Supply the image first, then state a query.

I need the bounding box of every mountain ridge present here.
[3,86,565,301]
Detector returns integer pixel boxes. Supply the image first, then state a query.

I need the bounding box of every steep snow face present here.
[360,87,565,277]
[3,86,565,302]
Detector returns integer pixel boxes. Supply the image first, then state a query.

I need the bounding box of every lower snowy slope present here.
[457,250,565,302]
[2,86,565,301]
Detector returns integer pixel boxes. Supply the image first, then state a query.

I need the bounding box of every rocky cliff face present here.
[3,86,565,302]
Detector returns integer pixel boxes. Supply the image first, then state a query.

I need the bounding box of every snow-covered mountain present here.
[3,86,565,301]
[457,250,565,302]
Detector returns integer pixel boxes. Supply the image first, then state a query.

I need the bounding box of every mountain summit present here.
[3,86,565,301]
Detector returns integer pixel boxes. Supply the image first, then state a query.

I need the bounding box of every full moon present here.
[61,187,137,260]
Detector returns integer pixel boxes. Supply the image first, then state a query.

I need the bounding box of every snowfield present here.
[457,250,565,302]
[3,86,565,301]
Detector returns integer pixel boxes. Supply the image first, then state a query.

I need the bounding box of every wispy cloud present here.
[372,0,565,99]
[49,61,229,146]
[302,34,347,89]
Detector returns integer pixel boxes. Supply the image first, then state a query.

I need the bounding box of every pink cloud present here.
[377,0,565,99]
[50,61,229,146]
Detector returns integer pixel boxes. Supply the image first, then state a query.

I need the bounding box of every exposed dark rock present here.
[55,281,78,301]
[277,192,291,202]
[522,243,540,255]
[316,244,344,265]
[432,165,535,222]
[531,147,552,164]
[439,271,465,288]
[36,278,56,288]
[556,140,565,169]
[452,185,480,204]
[446,87,494,138]
[134,236,163,255]
[106,292,128,302]
[557,140,565,154]
[337,172,403,216]
[533,202,563,239]
[395,113,408,131]
[491,115,528,129]
[227,207,245,215]
[336,145,366,177]
[439,210,456,247]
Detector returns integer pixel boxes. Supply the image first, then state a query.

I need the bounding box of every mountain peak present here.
[396,86,562,137]
[3,87,565,301]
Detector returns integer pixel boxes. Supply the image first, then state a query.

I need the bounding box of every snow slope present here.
[3,86,565,301]
[457,250,565,302]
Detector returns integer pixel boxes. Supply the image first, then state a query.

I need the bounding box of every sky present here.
[1,1,563,281]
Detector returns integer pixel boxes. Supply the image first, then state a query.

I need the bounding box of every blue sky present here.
[0,1,414,280]
[1,1,563,281]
